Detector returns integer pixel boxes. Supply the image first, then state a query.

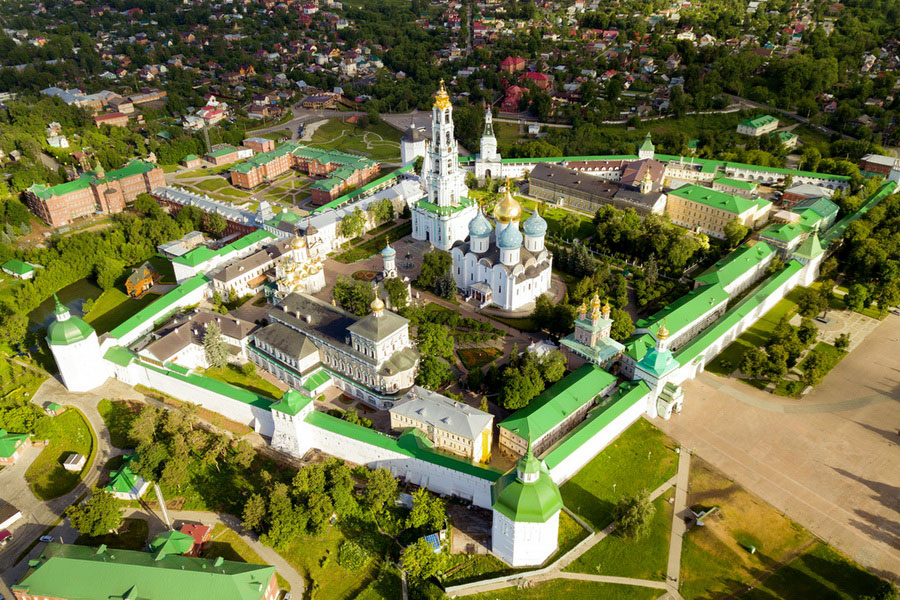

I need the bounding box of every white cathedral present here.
[450,183,553,311]
[411,80,478,251]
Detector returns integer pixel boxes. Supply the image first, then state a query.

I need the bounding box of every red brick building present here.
[500,56,526,73]
[25,160,164,227]
[93,112,129,127]
[243,137,276,153]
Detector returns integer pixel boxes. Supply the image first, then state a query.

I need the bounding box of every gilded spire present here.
[657,319,670,341]
[493,178,522,223]
[433,79,451,110]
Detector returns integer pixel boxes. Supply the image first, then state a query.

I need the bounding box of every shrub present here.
[338,540,369,570]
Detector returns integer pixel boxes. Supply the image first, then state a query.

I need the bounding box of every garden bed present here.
[457,347,502,370]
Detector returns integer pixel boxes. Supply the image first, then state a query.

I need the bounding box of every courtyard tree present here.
[205,213,227,237]
[203,321,229,368]
[371,198,394,224]
[416,355,452,390]
[797,287,827,318]
[241,493,267,531]
[845,283,870,311]
[401,537,449,581]
[416,249,452,291]
[834,333,851,351]
[128,405,161,448]
[382,277,409,313]
[333,277,376,316]
[66,489,123,537]
[613,489,655,540]
[610,307,635,341]
[365,467,399,514]
[407,488,447,532]
[339,208,366,238]
[723,218,750,248]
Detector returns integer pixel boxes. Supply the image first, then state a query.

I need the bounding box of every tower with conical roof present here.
[631,321,683,417]
[475,105,502,181]
[46,295,110,392]
[400,121,426,166]
[638,133,655,160]
[411,80,476,251]
[491,444,563,566]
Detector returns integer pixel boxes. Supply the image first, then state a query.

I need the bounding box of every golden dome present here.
[434,79,451,110]
[493,179,522,223]
[590,293,602,310]
[602,299,611,315]
[578,302,588,315]
[657,321,670,340]
[291,235,306,249]
[371,296,385,313]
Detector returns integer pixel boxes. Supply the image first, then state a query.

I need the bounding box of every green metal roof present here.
[104,345,136,367]
[140,360,276,409]
[713,176,757,191]
[108,274,210,340]
[414,196,476,216]
[635,284,730,339]
[635,345,680,377]
[639,133,654,153]
[2,259,35,275]
[13,543,276,600]
[106,456,144,494]
[30,159,158,201]
[623,333,654,362]
[183,154,200,162]
[491,447,563,523]
[543,382,650,469]
[668,184,763,215]
[207,147,240,158]
[771,130,798,144]
[694,242,775,289]
[46,297,94,346]
[793,232,824,259]
[795,197,838,222]
[759,222,805,244]
[171,230,276,267]
[301,368,331,392]
[0,429,29,458]
[148,530,196,560]
[270,389,312,416]
[739,114,778,129]
[499,364,616,443]
[306,411,502,481]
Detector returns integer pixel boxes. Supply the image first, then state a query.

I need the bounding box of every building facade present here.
[450,186,552,311]
[737,115,778,136]
[666,184,771,239]
[474,107,502,181]
[45,297,110,392]
[25,160,164,227]
[411,80,477,250]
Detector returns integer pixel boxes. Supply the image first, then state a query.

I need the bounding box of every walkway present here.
[666,450,691,591]
[654,314,900,581]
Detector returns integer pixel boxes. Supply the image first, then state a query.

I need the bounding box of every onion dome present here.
[468,210,493,238]
[590,293,602,311]
[46,295,94,346]
[657,320,670,340]
[522,209,548,237]
[371,296,385,314]
[291,235,306,249]
[493,180,523,223]
[497,224,523,250]
[433,79,451,110]
[381,244,396,257]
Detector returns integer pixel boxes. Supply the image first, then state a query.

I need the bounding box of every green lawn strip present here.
[25,407,97,501]
[354,563,403,600]
[206,523,290,592]
[744,542,891,600]
[518,198,595,240]
[464,579,664,600]
[560,419,678,530]
[96,399,139,449]
[161,164,179,173]
[706,287,805,375]
[678,458,817,600]
[255,130,292,141]
[798,342,846,379]
[565,489,673,579]
[486,314,536,332]
[456,347,502,370]
[307,118,402,161]
[194,178,230,192]
[202,365,284,399]
[84,290,161,335]
[74,517,149,551]
[277,522,392,599]
[334,222,412,264]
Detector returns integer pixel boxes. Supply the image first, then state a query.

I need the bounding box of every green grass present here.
[277,522,393,600]
[161,164,179,173]
[355,563,403,600]
[84,290,161,335]
[560,419,678,530]
[565,489,673,579]
[205,523,291,592]
[25,408,96,500]
[457,347,502,370]
[744,542,891,600]
[202,364,284,399]
[97,399,139,449]
[75,517,149,551]
[520,198,595,240]
[145,255,176,284]
[333,222,412,264]
[464,579,664,600]
[706,288,805,376]
[256,129,292,141]
[487,314,536,332]
[307,118,402,162]
[798,342,846,381]
[194,178,230,192]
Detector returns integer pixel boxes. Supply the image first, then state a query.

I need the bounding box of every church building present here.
[411,81,477,251]
[450,183,553,311]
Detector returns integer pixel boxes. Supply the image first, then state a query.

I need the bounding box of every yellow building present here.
[666,184,771,239]
[389,387,493,463]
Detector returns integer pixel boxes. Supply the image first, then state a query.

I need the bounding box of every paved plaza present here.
[654,312,900,580]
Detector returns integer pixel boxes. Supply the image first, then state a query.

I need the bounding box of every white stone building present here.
[400,124,426,166]
[412,81,477,250]
[45,297,110,393]
[450,186,552,311]
[474,107,502,181]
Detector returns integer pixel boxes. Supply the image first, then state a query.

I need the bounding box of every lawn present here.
[203,365,284,399]
[25,408,97,500]
[277,522,393,600]
[560,419,678,530]
[487,314,536,332]
[679,458,815,600]
[797,342,846,383]
[744,542,892,600]
[706,288,805,376]
[255,129,292,141]
[97,398,141,449]
[457,347,502,370]
[194,178,230,192]
[307,118,402,162]
[464,579,664,600]
[519,198,596,240]
[205,523,291,592]
[146,255,176,284]
[84,290,161,335]
[565,489,673,580]
[354,564,403,600]
[75,517,148,551]
[333,222,412,264]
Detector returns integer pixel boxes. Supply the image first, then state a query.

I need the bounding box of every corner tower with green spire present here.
[491,444,563,566]
[46,295,110,392]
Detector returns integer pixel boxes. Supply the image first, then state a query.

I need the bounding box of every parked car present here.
[40,535,53,543]
[0,530,12,547]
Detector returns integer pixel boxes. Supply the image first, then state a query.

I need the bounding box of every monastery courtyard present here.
[655,311,900,578]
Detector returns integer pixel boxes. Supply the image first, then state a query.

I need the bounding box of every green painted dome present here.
[492,445,563,523]
[46,296,94,346]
